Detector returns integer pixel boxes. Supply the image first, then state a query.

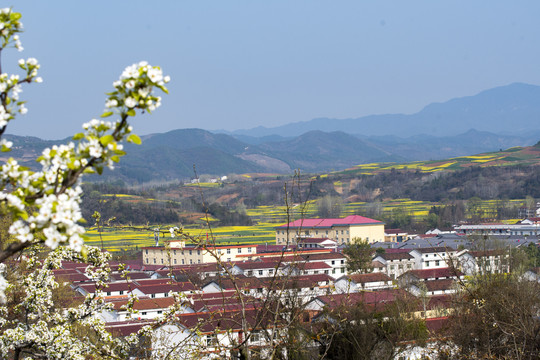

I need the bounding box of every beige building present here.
[142,240,258,266]
[275,215,385,245]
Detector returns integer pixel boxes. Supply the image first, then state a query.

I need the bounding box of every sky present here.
[4,1,540,139]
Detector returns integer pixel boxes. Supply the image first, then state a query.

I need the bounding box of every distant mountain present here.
[228,83,540,138]
[4,126,539,184]
[256,131,404,171]
[365,129,535,161]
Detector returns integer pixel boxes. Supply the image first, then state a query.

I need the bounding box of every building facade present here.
[275,215,385,245]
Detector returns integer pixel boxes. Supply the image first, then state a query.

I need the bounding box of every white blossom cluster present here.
[0,8,23,50]
[107,60,170,115]
[0,9,41,129]
[170,226,180,238]
[0,57,169,258]
[0,9,170,358]
[0,248,138,359]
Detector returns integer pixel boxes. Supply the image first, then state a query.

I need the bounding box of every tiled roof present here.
[110,297,177,311]
[422,279,456,292]
[277,215,383,229]
[380,252,414,261]
[401,267,463,280]
[316,289,407,309]
[412,246,453,254]
[347,272,392,284]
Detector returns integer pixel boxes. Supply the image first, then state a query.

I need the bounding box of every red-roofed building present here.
[275,215,385,245]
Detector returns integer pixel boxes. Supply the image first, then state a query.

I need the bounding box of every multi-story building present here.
[142,240,258,266]
[275,215,385,245]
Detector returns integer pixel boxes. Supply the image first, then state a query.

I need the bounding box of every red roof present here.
[316,289,407,309]
[347,272,392,284]
[402,267,463,280]
[277,215,383,229]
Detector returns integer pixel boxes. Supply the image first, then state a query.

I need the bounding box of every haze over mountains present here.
[5,83,540,183]
[224,83,540,138]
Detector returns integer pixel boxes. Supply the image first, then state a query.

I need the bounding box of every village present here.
[49,214,540,358]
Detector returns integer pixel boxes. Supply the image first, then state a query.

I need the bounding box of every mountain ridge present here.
[223,82,540,138]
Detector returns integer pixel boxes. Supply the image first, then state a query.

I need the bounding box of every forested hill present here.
[3,128,538,184]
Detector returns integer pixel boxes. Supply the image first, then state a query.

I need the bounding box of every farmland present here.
[84,197,526,252]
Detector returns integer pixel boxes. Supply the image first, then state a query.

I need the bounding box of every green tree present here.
[342,237,374,274]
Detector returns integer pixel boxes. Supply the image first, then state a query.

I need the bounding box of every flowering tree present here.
[0,8,170,359]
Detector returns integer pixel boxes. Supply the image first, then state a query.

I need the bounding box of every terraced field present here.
[340,145,540,176]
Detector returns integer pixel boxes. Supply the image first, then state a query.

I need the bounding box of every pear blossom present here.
[124,97,137,108]
[0,10,171,358]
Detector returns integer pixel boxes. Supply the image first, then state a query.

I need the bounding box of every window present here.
[161,258,163,264]
[341,268,345,273]
[227,248,231,254]
[145,249,148,255]
[197,250,201,255]
[198,259,201,264]
[106,291,111,296]
[206,334,217,347]
[153,258,156,264]
[164,293,168,297]
[120,291,124,295]
[341,260,344,264]
[189,250,192,255]
[141,311,147,315]
[238,248,242,254]
[151,294,155,298]
[158,310,163,314]
[189,259,193,264]
[218,249,221,254]
[227,258,231,262]
[182,259,185,265]
[269,269,274,275]
[247,270,253,276]
[258,270,263,275]
[250,330,262,343]
[248,247,252,253]
[425,261,430,267]
[173,250,176,255]
[435,260,440,266]
[174,259,177,265]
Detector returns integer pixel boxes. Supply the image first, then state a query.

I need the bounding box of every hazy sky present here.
[5,1,540,139]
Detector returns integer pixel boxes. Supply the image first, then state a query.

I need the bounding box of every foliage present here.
[320,297,428,360]
[447,274,540,359]
[342,238,374,274]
